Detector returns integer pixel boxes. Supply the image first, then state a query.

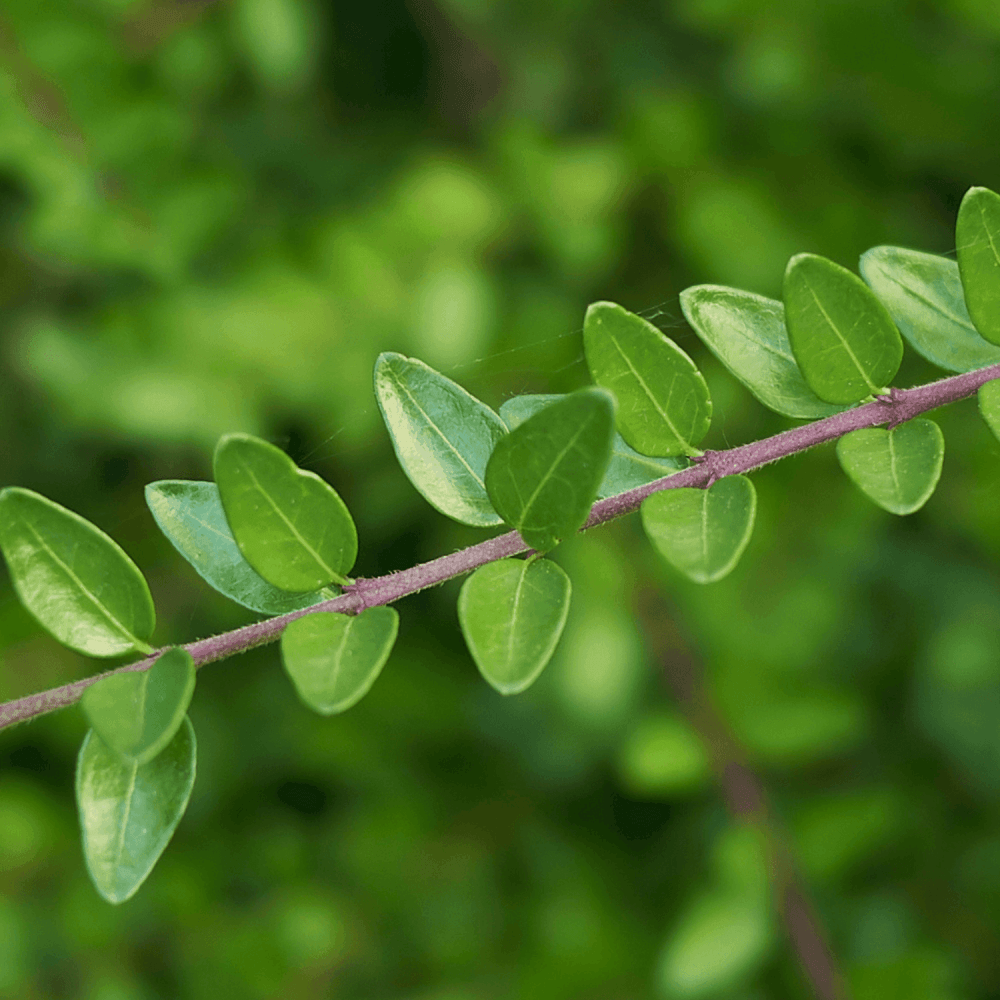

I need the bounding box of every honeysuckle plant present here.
[2,186,1000,932]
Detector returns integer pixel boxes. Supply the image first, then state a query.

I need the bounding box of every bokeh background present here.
[2,0,1000,997]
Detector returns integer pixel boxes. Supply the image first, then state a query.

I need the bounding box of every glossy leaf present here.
[859,246,1000,372]
[76,715,196,905]
[0,487,155,657]
[145,481,325,614]
[957,186,1000,346]
[836,418,944,515]
[81,648,196,766]
[485,388,615,553]
[783,253,903,404]
[374,352,507,526]
[979,379,1000,441]
[281,607,399,715]
[499,394,685,497]
[457,557,571,694]
[679,285,843,419]
[641,476,757,584]
[214,433,357,592]
[583,301,712,456]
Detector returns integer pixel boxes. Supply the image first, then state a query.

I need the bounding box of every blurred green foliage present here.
[2,0,1000,997]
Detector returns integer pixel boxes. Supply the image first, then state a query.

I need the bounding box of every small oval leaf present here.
[81,649,196,766]
[214,434,358,592]
[281,607,399,715]
[957,186,1000,346]
[145,481,325,615]
[374,352,507,526]
[784,253,903,404]
[584,301,712,456]
[499,394,685,497]
[76,715,196,905]
[485,388,616,553]
[836,418,944,515]
[680,285,843,419]
[641,476,757,584]
[458,558,571,694]
[0,487,155,657]
[979,379,1000,441]
[859,246,1000,372]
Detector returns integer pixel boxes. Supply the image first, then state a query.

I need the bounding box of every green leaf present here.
[485,388,616,553]
[145,481,325,615]
[0,487,155,657]
[457,557,571,695]
[679,285,843,419]
[957,186,1000,346]
[213,434,357,592]
[76,715,196,905]
[641,476,756,584]
[859,246,1000,372]
[81,649,196,766]
[836,418,944,515]
[499,394,685,498]
[583,301,712,456]
[374,352,507,526]
[978,379,1000,441]
[281,607,399,715]
[783,253,904,404]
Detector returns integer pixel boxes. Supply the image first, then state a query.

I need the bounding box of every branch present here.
[2,362,998,732]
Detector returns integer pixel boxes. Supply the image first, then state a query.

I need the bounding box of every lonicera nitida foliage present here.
[3,186,1000,905]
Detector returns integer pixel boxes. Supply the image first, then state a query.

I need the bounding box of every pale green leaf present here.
[836,418,944,515]
[957,185,1000,346]
[679,284,843,418]
[485,388,615,553]
[145,480,325,614]
[978,379,1000,441]
[214,433,357,592]
[76,716,196,905]
[784,253,903,404]
[583,301,712,456]
[0,488,155,657]
[81,648,196,766]
[457,557,571,694]
[281,607,399,714]
[641,476,756,584]
[859,246,1000,372]
[374,352,507,526]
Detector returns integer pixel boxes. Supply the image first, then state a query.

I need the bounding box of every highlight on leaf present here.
[956,185,1000,347]
[214,433,358,592]
[457,557,572,695]
[783,253,903,404]
[374,352,507,527]
[485,387,616,553]
[0,487,156,658]
[584,300,712,456]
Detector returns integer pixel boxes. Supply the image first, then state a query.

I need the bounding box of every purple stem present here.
[2,362,998,732]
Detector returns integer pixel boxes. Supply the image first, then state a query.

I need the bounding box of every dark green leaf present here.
[213,433,357,592]
[641,476,756,584]
[957,186,1000,346]
[583,301,712,456]
[457,558,571,694]
[485,388,616,553]
[979,379,1000,441]
[281,607,399,715]
[836,419,944,515]
[374,352,507,526]
[783,253,903,404]
[499,394,685,498]
[76,715,196,905]
[859,246,1000,372]
[81,648,196,766]
[0,487,155,657]
[679,285,843,418]
[145,481,325,614]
